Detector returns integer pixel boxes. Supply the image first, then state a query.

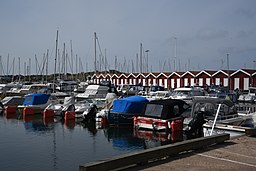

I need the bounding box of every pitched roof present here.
[230,69,256,77]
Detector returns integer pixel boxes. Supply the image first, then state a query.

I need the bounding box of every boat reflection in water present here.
[23,115,55,133]
[133,129,184,149]
[0,111,204,171]
[103,126,145,151]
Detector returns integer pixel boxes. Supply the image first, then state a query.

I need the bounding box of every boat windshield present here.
[173,91,190,96]
[1,97,12,104]
[144,104,163,117]
[193,102,236,116]
[249,88,256,94]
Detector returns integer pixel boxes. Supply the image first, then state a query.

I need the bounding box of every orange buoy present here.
[101,116,108,126]
[4,113,16,119]
[5,106,17,114]
[64,119,75,129]
[43,117,54,125]
[64,111,76,120]
[171,131,183,142]
[171,119,183,132]
[43,109,55,118]
[23,107,34,116]
[23,115,34,122]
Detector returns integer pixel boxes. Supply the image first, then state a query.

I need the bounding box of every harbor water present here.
[0,111,181,171]
[0,108,252,170]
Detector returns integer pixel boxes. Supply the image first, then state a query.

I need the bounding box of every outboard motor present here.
[82,104,98,122]
[185,111,207,137]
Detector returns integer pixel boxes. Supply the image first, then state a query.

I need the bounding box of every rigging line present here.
[8,57,14,75]
[66,53,74,74]
[40,53,47,76]
[0,56,5,75]
[96,36,104,60]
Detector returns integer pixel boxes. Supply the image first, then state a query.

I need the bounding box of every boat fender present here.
[65,111,76,120]
[171,119,183,132]
[23,107,34,116]
[43,109,55,118]
[5,106,17,114]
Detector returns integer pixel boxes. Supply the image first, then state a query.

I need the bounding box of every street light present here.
[145,50,149,73]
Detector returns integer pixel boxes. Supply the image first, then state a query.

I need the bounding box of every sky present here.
[0,0,256,75]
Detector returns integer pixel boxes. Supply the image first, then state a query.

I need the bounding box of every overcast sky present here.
[0,0,256,75]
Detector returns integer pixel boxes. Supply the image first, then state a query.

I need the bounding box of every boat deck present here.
[125,135,256,171]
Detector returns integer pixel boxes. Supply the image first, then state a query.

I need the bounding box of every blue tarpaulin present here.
[23,93,50,106]
[112,96,148,114]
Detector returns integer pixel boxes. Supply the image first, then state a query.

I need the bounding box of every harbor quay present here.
[80,133,256,171]
[125,135,256,171]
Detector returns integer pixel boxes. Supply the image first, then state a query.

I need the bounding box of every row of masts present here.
[0,31,238,81]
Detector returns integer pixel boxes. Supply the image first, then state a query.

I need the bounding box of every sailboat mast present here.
[94,32,97,74]
[54,30,58,89]
[46,49,49,82]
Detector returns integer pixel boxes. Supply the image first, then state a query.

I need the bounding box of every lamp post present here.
[145,50,149,73]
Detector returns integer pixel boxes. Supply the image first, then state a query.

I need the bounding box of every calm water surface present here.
[0,112,177,171]
[2,110,247,171]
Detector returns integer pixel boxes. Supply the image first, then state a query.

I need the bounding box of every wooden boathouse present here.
[92,69,256,91]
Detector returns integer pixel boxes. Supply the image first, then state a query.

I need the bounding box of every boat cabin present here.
[1,96,24,107]
[18,84,48,95]
[190,96,237,120]
[76,84,110,100]
[134,99,189,131]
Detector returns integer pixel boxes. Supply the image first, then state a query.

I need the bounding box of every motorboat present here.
[117,84,145,96]
[75,98,106,114]
[18,93,61,113]
[1,96,24,109]
[184,96,255,136]
[170,87,207,105]
[107,96,149,125]
[145,91,172,100]
[170,87,207,100]
[238,87,256,103]
[56,80,78,92]
[133,99,190,131]
[7,84,49,96]
[76,84,110,100]
[45,96,75,116]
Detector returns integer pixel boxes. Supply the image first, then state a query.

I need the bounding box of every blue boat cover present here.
[23,93,50,106]
[112,96,148,114]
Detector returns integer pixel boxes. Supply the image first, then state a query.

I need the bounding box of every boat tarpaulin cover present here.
[112,96,148,114]
[23,93,50,105]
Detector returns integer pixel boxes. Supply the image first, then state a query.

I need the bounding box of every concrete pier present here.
[80,134,229,171]
[130,135,256,171]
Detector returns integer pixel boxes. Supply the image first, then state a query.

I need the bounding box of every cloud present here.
[196,28,228,41]
[236,29,256,38]
[218,46,256,54]
[235,8,256,19]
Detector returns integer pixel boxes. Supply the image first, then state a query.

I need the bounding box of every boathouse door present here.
[215,78,220,85]
[199,78,203,86]
[190,78,195,86]
[206,78,210,86]
[184,78,188,86]
[234,78,240,89]
[177,79,180,88]
[244,78,249,90]
[224,78,228,87]
[171,79,175,89]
